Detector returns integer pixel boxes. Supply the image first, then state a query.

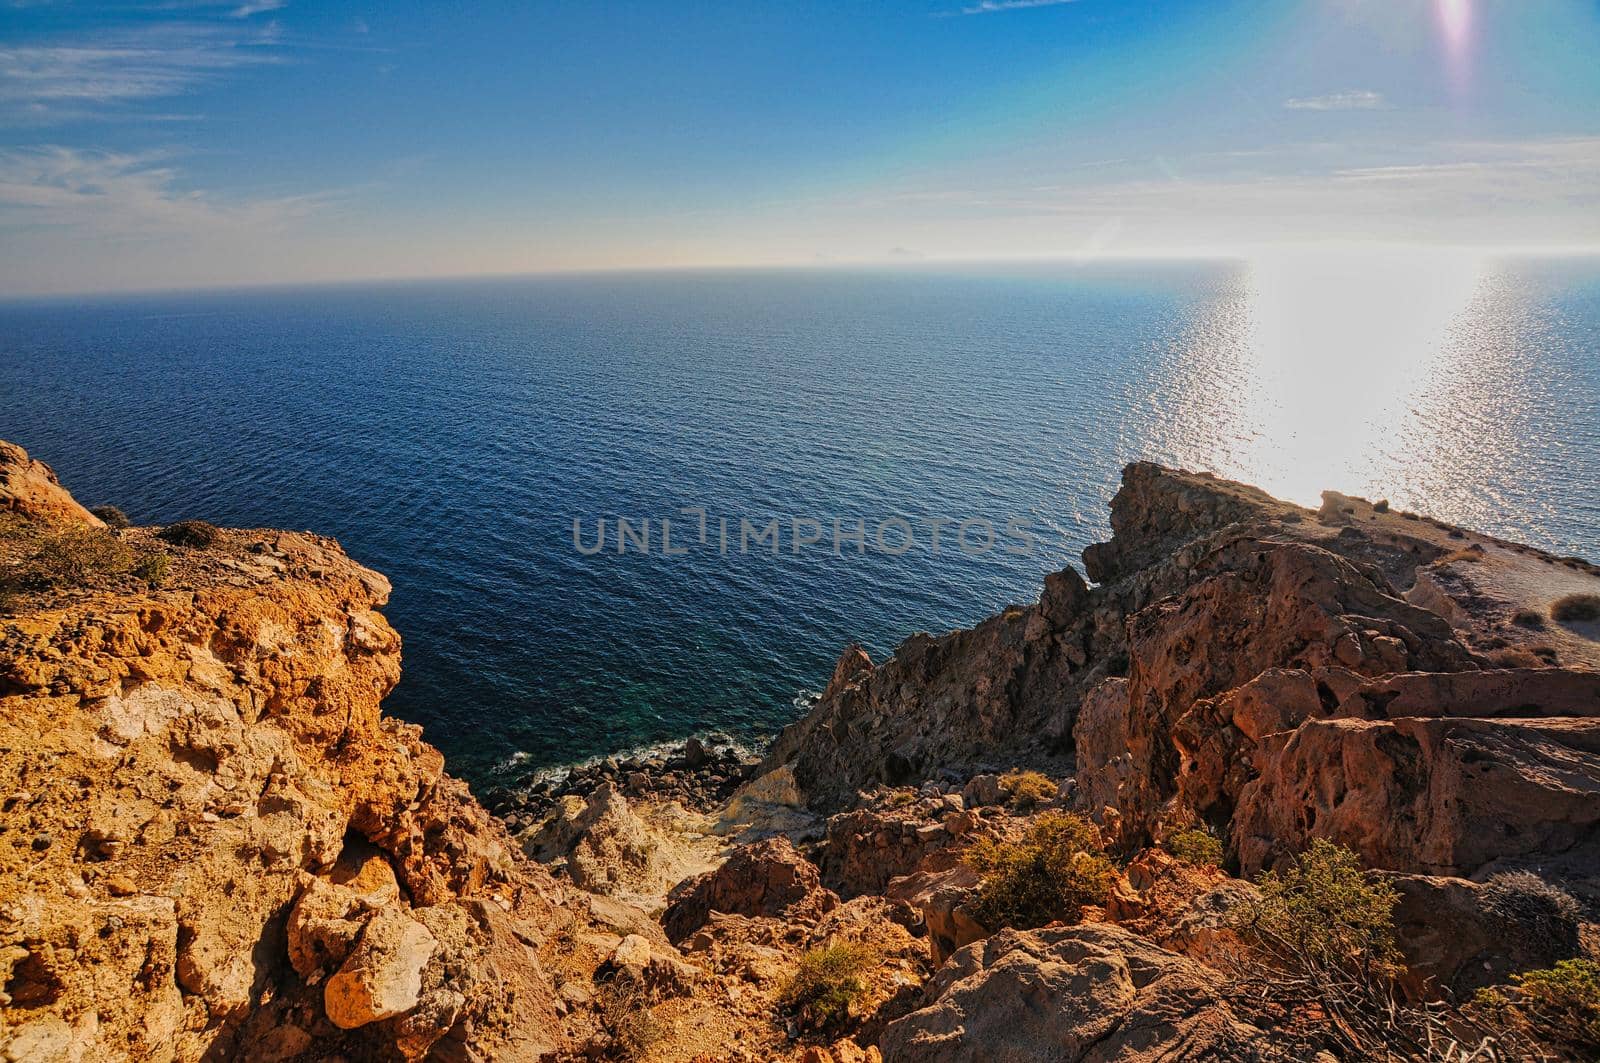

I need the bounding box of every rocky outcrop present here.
[758,460,1600,894]
[0,442,603,1062]
[879,923,1295,1062]
[663,836,838,943]
[0,441,102,527]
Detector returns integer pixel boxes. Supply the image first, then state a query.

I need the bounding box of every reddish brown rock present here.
[662,835,838,942]
[1234,713,1600,877]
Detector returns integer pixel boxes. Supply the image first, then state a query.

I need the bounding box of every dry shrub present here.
[998,769,1058,809]
[1552,594,1600,624]
[596,977,662,1060]
[965,811,1115,931]
[89,505,130,529]
[157,520,221,548]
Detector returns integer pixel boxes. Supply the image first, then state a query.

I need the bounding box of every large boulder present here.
[323,908,437,1030]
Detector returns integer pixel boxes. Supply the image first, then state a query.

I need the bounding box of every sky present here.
[1,0,1598,295]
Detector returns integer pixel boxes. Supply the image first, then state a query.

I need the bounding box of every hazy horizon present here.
[4,1,1600,296]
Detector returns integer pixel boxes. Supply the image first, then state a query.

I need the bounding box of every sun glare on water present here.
[1148,247,1523,515]
[1234,249,1488,505]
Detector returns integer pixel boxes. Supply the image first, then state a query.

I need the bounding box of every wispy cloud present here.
[0,145,331,235]
[1284,90,1387,111]
[955,0,1080,15]
[231,0,284,16]
[842,137,1600,251]
[0,23,281,125]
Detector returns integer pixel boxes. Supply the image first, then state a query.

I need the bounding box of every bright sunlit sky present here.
[2,0,1599,295]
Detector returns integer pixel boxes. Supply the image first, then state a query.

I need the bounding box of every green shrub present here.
[1239,839,1400,980]
[1165,828,1224,867]
[998,769,1058,809]
[780,942,875,1032]
[89,505,130,529]
[135,552,171,589]
[1474,959,1600,1055]
[965,812,1116,931]
[157,520,220,548]
[21,528,135,588]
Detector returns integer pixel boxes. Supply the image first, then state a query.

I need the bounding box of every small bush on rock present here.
[1240,839,1400,981]
[157,520,221,548]
[1552,594,1600,624]
[1482,870,1581,956]
[1165,828,1224,867]
[596,978,662,1059]
[89,505,130,529]
[998,769,1058,809]
[1474,959,1600,1056]
[135,552,171,588]
[965,812,1116,931]
[781,942,875,1032]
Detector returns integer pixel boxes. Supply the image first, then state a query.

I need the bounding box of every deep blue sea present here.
[3,255,1597,785]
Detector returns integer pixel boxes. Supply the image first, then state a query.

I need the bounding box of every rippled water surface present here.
[3,256,1597,782]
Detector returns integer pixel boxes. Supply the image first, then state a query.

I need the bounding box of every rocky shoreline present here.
[4,438,1600,1062]
[486,735,761,832]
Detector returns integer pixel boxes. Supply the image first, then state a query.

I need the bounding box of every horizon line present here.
[6,243,1600,303]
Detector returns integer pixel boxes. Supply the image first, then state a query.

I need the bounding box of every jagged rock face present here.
[878,923,1295,1062]
[0,443,574,1062]
[761,458,1600,903]
[757,563,1104,811]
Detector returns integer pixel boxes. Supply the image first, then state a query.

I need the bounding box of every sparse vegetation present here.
[1165,827,1224,867]
[90,505,130,529]
[1227,841,1538,1059]
[965,811,1116,931]
[780,942,875,1032]
[1482,870,1580,956]
[1511,608,1547,630]
[1552,594,1600,624]
[998,769,1058,809]
[134,552,171,589]
[14,527,135,589]
[157,520,221,548]
[597,977,662,1059]
[1240,839,1400,981]
[1473,960,1600,1056]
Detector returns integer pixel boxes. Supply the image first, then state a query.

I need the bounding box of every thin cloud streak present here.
[954,0,1080,16]
[1284,90,1387,111]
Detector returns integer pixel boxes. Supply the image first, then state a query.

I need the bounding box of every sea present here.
[3,253,1597,786]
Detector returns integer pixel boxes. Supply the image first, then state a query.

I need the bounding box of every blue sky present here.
[2,0,1598,294]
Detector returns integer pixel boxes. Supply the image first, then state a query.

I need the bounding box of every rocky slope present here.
[0,442,668,1062]
[4,440,1599,1062]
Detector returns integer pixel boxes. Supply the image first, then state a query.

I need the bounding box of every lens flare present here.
[1436,0,1473,93]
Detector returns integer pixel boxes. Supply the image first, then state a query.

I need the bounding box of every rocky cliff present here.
[4,441,1599,1063]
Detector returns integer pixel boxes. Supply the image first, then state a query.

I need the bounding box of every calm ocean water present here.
[3,257,1597,784]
